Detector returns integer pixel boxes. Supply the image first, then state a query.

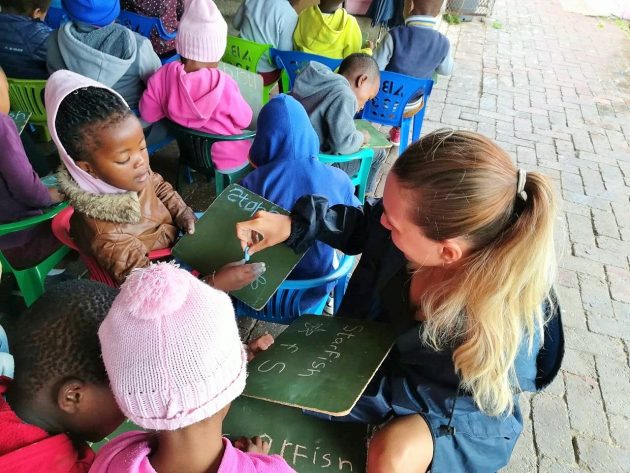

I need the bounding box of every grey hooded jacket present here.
[47,21,161,110]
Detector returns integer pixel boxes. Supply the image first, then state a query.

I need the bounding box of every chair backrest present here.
[318,149,374,203]
[7,78,47,125]
[361,71,434,127]
[117,10,176,41]
[236,254,355,324]
[270,50,342,91]
[45,6,69,29]
[222,36,271,72]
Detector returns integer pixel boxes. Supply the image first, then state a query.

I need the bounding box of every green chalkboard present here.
[224,396,368,472]
[8,110,31,135]
[355,119,393,149]
[93,397,368,473]
[244,315,396,415]
[172,184,305,310]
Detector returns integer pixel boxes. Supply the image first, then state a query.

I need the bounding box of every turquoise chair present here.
[0,203,70,306]
[270,49,342,92]
[318,148,374,203]
[235,253,355,324]
[222,35,276,104]
[361,71,434,154]
[168,122,255,196]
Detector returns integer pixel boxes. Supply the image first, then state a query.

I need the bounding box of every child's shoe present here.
[389,127,401,146]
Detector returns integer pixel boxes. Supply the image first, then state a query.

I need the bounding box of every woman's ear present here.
[439,239,466,266]
[57,379,86,414]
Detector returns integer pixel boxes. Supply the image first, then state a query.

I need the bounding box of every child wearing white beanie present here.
[91,263,296,473]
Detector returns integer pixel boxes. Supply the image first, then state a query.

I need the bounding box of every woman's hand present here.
[234,436,270,454]
[235,211,291,255]
[204,260,266,292]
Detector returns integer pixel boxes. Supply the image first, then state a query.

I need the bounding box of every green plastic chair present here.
[6,78,50,141]
[168,122,255,196]
[318,148,374,203]
[0,202,70,306]
[222,35,276,104]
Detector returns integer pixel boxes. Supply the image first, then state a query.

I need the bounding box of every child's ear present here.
[31,8,47,20]
[57,378,87,414]
[75,160,96,177]
[356,74,369,89]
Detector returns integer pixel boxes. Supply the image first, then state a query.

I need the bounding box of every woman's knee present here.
[367,415,433,473]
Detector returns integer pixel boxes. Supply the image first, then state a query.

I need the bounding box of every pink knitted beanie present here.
[176,0,227,63]
[98,263,247,431]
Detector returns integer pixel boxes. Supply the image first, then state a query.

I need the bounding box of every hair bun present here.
[116,263,190,320]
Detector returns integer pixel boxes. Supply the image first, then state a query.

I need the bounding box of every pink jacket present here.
[89,431,296,473]
[139,62,253,171]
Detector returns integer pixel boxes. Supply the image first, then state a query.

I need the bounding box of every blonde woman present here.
[236,129,565,472]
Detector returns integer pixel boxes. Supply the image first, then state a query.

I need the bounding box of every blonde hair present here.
[392,129,557,416]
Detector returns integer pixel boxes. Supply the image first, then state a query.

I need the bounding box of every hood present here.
[249,94,319,167]
[296,6,350,50]
[155,62,227,128]
[291,61,350,101]
[45,70,129,194]
[56,22,137,88]
[88,430,152,473]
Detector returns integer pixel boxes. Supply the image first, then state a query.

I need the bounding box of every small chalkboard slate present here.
[355,119,393,149]
[172,184,305,310]
[218,62,263,128]
[224,396,368,472]
[8,110,31,135]
[244,315,396,416]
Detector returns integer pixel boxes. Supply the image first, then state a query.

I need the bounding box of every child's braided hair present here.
[55,86,133,162]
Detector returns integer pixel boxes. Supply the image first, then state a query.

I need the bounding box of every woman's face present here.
[380,174,450,267]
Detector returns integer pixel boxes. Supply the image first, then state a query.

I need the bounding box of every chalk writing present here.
[297,324,363,378]
[250,274,267,290]
[227,186,281,217]
[298,322,327,337]
[281,343,299,354]
[257,360,285,374]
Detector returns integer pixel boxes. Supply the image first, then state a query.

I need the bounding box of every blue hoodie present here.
[241,94,360,310]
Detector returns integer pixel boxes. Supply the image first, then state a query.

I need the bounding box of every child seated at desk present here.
[48,70,261,288]
[140,0,253,173]
[47,0,161,110]
[91,263,296,473]
[293,0,372,59]
[0,0,52,79]
[240,94,360,312]
[291,53,386,197]
[0,280,126,472]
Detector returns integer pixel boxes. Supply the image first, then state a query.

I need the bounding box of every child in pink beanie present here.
[91,263,296,473]
[139,0,253,172]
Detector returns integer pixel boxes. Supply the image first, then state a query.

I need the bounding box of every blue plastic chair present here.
[117,10,177,41]
[318,149,374,203]
[361,72,434,154]
[270,49,342,92]
[160,52,181,65]
[45,6,68,29]
[235,253,355,324]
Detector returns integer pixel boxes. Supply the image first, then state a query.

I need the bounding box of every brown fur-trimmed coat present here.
[58,169,195,285]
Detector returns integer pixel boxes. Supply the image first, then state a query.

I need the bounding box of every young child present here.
[240,94,360,311]
[140,0,253,173]
[121,0,184,57]
[0,0,52,79]
[293,0,372,59]
[46,0,161,110]
[91,263,296,473]
[0,66,64,271]
[233,0,298,84]
[291,53,385,195]
[374,0,453,145]
[0,280,126,471]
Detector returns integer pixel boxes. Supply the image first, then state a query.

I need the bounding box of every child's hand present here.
[235,211,291,255]
[48,187,63,203]
[234,436,270,454]
[205,260,266,292]
[180,215,196,235]
[362,130,371,144]
[365,39,375,50]
[246,333,274,361]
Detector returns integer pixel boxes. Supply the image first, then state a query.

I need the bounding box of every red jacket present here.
[0,377,95,472]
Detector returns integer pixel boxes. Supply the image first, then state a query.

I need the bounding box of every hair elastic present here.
[516,168,528,201]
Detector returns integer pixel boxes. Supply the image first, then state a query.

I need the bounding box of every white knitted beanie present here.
[176,0,227,62]
[98,263,247,431]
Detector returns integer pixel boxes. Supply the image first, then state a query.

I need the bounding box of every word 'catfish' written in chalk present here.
[227,186,281,217]
[297,324,364,377]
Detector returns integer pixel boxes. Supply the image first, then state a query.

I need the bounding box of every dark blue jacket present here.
[287,195,565,472]
[241,95,360,310]
[0,14,51,79]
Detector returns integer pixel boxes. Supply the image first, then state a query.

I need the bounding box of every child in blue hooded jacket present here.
[240,94,360,311]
